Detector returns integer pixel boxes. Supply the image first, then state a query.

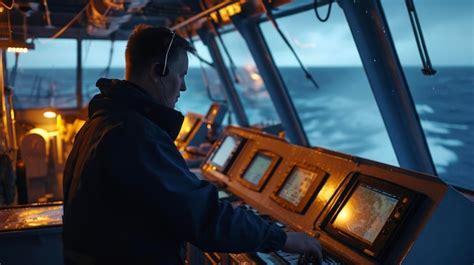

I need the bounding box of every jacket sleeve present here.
[101,120,287,253]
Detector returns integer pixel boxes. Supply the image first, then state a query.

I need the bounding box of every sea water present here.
[10,66,474,191]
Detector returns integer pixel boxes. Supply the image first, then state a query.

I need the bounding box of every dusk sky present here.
[7,0,473,68]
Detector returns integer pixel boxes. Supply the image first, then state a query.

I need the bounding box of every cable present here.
[99,36,115,78]
[0,0,15,10]
[314,0,333,23]
[83,39,92,64]
[186,34,214,68]
[186,29,225,104]
[262,0,320,89]
[9,52,19,87]
[50,3,90,39]
[42,0,52,27]
[200,0,239,83]
[212,23,240,84]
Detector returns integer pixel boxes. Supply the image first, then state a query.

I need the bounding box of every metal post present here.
[199,29,250,127]
[3,51,18,155]
[76,38,83,109]
[0,50,11,153]
[232,16,309,146]
[338,0,436,174]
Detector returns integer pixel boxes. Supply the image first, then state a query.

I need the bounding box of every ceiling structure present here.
[4,0,204,40]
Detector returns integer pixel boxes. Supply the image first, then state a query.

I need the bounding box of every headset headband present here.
[162,31,176,76]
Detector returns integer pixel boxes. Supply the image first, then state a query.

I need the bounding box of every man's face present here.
[153,50,188,109]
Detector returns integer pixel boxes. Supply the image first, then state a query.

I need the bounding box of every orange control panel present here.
[200,126,448,264]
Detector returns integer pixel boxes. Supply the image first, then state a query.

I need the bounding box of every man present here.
[63,25,322,264]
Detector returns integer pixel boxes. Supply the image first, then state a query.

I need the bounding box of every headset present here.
[159,30,176,77]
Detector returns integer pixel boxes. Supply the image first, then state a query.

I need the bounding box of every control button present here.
[402,197,409,203]
[394,212,401,219]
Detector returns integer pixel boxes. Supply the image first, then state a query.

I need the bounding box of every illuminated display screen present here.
[210,135,239,168]
[177,116,198,142]
[277,167,319,206]
[332,183,399,244]
[242,153,273,185]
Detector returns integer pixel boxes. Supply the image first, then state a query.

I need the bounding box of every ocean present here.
[10,66,474,191]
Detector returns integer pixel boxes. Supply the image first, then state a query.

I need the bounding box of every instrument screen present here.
[242,153,273,185]
[277,167,319,206]
[332,183,399,244]
[210,135,240,169]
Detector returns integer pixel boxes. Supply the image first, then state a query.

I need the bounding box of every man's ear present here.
[150,63,162,82]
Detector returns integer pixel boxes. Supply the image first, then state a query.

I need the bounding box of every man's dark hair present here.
[125,24,194,78]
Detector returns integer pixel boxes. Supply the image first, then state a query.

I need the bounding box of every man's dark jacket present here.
[63,78,286,264]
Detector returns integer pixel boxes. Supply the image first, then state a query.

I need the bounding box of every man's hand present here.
[283,232,323,265]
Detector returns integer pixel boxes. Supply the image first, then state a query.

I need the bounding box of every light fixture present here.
[1,41,34,53]
[7,47,28,53]
[210,1,244,23]
[43,111,57,119]
[0,4,35,53]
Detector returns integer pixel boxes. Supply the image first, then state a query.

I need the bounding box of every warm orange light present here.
[210,2,244,23]
[333,206,352,228]
[318,186,335,202]
[43,111,57,119]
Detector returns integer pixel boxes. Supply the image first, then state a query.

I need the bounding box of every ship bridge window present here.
[381,0,474,191]
[82,40,126,106]
[259,8,398,166]
[176,40,222,116]
[6,39,77,109]
[218,31,281,126]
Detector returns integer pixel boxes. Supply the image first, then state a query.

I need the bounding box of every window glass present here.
[82,40,126,106]
[260,8,399,166]
[176,40,221,116]
[218,31,281,125]
[381,0,474,190]
[81,39,226,121]
[7,39,77,109]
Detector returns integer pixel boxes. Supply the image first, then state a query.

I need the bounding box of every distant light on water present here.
[250,72,261,81]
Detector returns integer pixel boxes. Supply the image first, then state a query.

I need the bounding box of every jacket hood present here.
[89,78,184,140]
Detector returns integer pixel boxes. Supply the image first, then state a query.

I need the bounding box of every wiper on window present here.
[405,0,436,75]
[262,0,320,89]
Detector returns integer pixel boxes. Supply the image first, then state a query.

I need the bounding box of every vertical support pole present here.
[2,50,8,87]
[338,0,436,174]
[0,50,11,154]
[200,28,250,127]
[232,17,309,146]
[76,38,83,109]
[3,50,17,155]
